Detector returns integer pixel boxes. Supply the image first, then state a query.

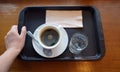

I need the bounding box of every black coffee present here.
[40,29,59,46]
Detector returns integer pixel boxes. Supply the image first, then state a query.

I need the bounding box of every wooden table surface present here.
[0,0,120,72]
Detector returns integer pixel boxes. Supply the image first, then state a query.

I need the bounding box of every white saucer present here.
[32,24,68,58]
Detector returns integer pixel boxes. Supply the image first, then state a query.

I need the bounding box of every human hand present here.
[5,25,26,54]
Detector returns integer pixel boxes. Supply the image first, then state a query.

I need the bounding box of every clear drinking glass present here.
[69,33,88,55]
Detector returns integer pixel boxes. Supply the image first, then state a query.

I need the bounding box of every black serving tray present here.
[18,6,105,61]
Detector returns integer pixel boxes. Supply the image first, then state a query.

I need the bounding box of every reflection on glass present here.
[69,33,88,54]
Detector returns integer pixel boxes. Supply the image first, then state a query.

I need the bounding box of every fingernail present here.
[23,26,26,29]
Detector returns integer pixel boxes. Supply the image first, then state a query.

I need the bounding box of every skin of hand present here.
[5,25,26,53]
[0,25,26,72]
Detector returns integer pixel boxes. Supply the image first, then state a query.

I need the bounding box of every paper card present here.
[46,10,83,28]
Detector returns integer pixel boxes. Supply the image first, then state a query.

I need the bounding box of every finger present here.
[20,26,27,38]
[8,25,18,34]
[11,25,18,32]
[6,25,18,36]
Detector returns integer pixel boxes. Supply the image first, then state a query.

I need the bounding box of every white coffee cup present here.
[37,23,62,50]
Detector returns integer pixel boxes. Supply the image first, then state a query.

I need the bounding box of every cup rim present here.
[38,24,62,50]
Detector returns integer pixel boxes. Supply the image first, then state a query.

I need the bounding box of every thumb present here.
[20,26,27,38]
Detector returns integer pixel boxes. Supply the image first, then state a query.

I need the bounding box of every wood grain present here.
[0,0,120,72]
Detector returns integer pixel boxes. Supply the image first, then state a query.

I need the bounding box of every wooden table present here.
[0,0,120,72]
